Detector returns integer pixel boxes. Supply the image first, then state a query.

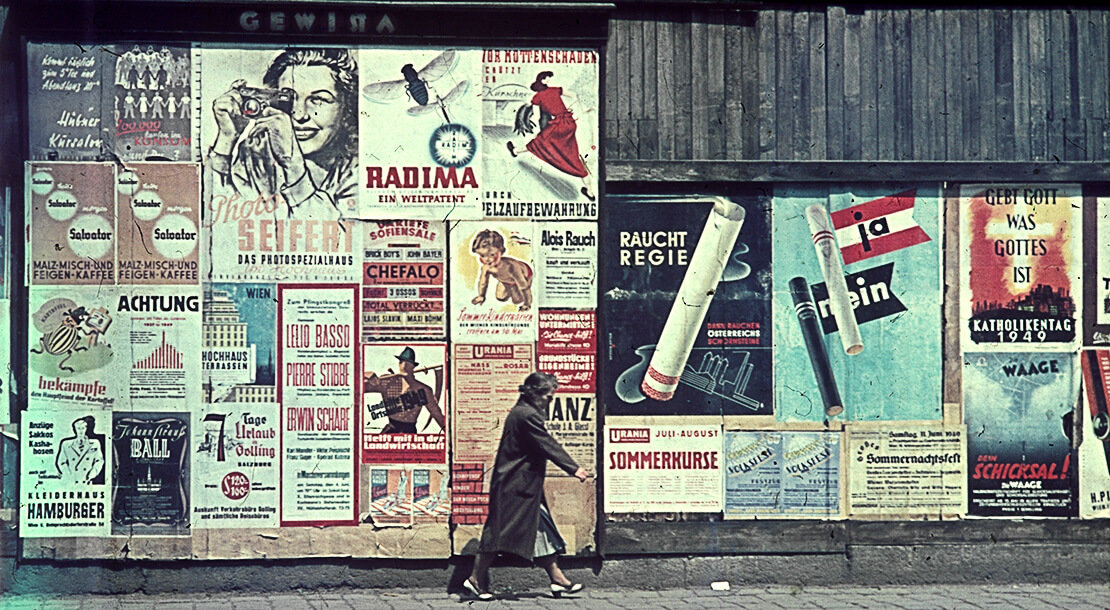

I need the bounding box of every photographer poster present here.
[28,162,116,286]
[278,284,358,525]
[361,220,447,341]
[449,221,537,342]
[362,342,447,465]
[191,402,279,529]
[960,184,1081,349]
[964,352,1077,517]
[20,410,111,537]
[198,47,359,283]
[359,49,482,220]
[481,49,599,219]
[116,163,201,285]
[111,412,190,536]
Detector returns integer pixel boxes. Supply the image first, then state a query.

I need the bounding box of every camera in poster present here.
[361,220,447,340]
[964,352,1077,517]
[481,49,598,219]
[960,184,1081,348]
[27,163,115,286]
[202,283,276,404]
[360,49,482,220]
[362,342,447,465]
[20,410,111,538]
[772,186,941,422]
[191,402,279,529]
[116,163,201,285]
[28,287,119,410]
[450,221,538,342]
[111,412,190,535]
[602,194,771,416]
[198,47,359,282]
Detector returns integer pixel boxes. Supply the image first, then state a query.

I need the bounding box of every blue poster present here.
[771,186,941,422]
[724,431,781,516]
[202,283,276,403]
[724,430,840,518]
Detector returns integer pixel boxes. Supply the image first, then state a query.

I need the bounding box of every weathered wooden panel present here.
[604,7,1110,166]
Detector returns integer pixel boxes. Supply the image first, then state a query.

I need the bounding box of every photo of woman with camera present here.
[207,48,358,220]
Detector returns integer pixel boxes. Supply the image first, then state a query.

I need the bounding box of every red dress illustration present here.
[525,87,589,178]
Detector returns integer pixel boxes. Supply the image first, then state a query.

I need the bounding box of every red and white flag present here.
[830,189,931,265]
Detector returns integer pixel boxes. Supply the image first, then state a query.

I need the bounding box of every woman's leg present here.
[469,552,495,590]
[535,554,572,586]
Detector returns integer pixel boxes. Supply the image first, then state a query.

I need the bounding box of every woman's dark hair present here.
[530,70,553,92]
[519,371,559,399]
[264,48,358,162]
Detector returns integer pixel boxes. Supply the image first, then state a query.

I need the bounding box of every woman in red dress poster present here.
[507,71,595,202]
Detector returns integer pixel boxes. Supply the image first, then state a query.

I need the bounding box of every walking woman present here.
[463,372,591,600]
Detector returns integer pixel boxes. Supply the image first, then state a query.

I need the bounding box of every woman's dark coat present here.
[478,394,579,560]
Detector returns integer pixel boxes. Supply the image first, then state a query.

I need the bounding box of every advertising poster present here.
[724,431,841,519]
[535,221,598,308]
[103,44,194,162]
[544,393,595,478]
[28,287,120,410]
[362,342,447,465]
[361,220,447,341]
[116,287,202,407]
[27,43,106,160]
[111,411,190,535]
[191,402,279,529]
[481,49,599,219]
[772,186,941,422]
[278,284,358,525]
[538,310,595,393]
[1079,350,1110,518]
[602,194,772,416]
[28,163,116,286]
[449,221,537,342]
[451,343,533,524]
[359,49,482,220]
[964,352,1078,517]
[604,424,723,513]
[20,410,111,537]
[198,47,359,282]
[846,425,965,517]
[116,163,201,285]
[412,467,450,520]
[202,283,276,404]
[364,468,413,527]
[960,184,1081,349]
[1085,193,1110,345]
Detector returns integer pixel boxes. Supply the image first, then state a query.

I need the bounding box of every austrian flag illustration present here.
[829,189,931,265]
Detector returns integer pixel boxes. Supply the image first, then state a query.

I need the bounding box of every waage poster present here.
[359,49,482,220]
[198,47,359,283]
[191,402,279,529]
[361,220,447,341]
[20,410,111,538]
[960,184,1081,349]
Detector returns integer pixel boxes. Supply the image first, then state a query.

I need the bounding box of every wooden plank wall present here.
[604,7,1110,162]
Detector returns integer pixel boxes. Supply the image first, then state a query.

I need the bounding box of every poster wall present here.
[846,425,966,517]
[602,194,772,417]
[20,410,111,537]
[191,402,279,529]
[603,424,723,513]
[362,342,447,465]
[361,220,447,341]
[278,284,359,525]
[960,184,1081,349]
[964,352,1077,517]
[111,411,190,536]
[724,431,841,519]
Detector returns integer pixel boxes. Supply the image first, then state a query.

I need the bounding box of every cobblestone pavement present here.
[3,583,1110,609]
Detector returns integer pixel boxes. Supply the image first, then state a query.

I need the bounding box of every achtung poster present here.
[197,47,359,282]
[361,220,447,341]
[481,49,599,220]
[964,352,1078,517]
[114,287,203,407]
[27,163,116,286]
[20,410,111,538]
[449,221,537,342]
[28,287,120,410]
[960,184,1081,349]
[359,49,482,220]
[191,402,280,529]
[116,163,201,285]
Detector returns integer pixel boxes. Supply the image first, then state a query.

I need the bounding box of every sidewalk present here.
[4,583,1110,609]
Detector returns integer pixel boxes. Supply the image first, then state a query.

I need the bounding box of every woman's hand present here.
[574,467,590,482]
[245,106,308,187]
[210,80,246,157]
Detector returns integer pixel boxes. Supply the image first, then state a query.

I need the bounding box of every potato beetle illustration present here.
[31,306,90,372]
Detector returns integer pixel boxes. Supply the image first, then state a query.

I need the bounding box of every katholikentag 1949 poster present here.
[361,220,446,341]
[960,184,1081,349]
[362,342,447,465]
[278,284,358,525]
[20,410,111,538]
[198,47,359,283]
[192,402,279,529]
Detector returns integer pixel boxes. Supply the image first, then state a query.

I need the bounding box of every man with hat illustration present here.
[364,346,446,434]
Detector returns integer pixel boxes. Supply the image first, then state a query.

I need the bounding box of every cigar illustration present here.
[804,204,863,355]
[789,277,844,417]
[641,197,746,401]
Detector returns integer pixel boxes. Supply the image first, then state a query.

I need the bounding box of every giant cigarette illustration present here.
[789,277,844,417]
[804,204,863,355]
[641,198,746,401]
